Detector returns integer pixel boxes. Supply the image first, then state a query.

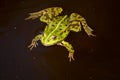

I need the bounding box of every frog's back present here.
[44,15,70,41]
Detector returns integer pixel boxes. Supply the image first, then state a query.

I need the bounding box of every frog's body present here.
[41,15,69,46]
[25,7,95,62]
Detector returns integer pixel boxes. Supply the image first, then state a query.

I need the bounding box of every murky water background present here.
[0,0,119,80]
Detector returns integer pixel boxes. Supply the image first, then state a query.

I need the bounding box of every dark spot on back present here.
[59,28,62,30]
[60,31,62,34]
[70,24,79,27]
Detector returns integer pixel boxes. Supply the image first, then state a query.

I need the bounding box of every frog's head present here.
[41,34,60,46]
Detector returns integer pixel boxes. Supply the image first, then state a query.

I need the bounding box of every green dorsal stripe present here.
[45,15,67,42]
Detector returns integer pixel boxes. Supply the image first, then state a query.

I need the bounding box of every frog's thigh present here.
[39,7,63,24]
[69,13,81,32]
[69,21,81,32]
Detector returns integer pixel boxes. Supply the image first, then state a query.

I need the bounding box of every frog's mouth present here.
[43,43,51,46]
[42,41,58,46]
[42,41,54,46]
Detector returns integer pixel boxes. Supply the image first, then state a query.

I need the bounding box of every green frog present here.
[25,7,95,62]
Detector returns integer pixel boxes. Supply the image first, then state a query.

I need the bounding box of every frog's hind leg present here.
[69,13,95,37]
[25,7,63,24]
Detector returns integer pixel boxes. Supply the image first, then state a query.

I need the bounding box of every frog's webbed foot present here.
[57,41,75,62]
[25,12,40,20]
[28,39,38,50]
[78,14,96,37]
[81,23,96,37]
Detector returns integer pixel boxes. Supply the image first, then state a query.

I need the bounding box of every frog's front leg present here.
[57,41,75,62]
[28,34,42,50]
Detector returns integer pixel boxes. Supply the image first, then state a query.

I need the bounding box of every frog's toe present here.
[68,53,75,62]
[28,44,32,49]
[88,33,96,37]
[28,45,32,50]
[28,44,34,50]
[30,46,33,50]
[28,41,37,50]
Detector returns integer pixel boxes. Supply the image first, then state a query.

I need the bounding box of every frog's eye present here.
[51,36,56,40]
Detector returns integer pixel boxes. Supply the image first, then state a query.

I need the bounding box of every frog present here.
[25,7,96,62]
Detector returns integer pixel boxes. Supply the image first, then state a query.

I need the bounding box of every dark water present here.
[0,0,119,80]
